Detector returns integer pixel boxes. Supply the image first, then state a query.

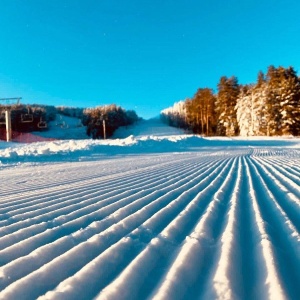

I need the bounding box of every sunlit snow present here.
[0,118,299,300]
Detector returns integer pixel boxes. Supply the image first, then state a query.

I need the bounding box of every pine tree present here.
[265,66,300,135]
[251,71,268,135]
[184,88,216,135]
[265,66,282,135]
[278,67,300,135]
[83,105,138,139]
[163,65,299,137]
[200,88,216,136]
[216,76,240,136]
[235,85,253,136]
[161,101,188,129]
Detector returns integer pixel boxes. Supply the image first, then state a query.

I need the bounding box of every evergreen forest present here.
[161,66,300,136]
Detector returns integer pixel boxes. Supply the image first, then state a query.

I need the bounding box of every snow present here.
[36,114,87,140]
[0,117,300,299]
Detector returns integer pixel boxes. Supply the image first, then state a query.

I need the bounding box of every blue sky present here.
[0,0,299,119]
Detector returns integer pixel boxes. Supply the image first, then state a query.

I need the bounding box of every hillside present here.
[113,118,187,138]
[33,114,88,140]
[31,116,186,140]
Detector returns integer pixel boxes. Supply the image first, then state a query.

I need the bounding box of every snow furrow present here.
[249,157,300,231]
[1,143,299,300]
[0,157,229,295]
[0,155,186,198]
[0,157,201,223]
[0,189,161,288]
[1,154,215,213]
[0,182,203,298]
[35,157,236,300]
[243,157,286,300]
[0,189,147,253]
[0,157,221,247]
[36,157,236,299]
[253,156,300,195]
[0,156,195,210]
[147,158,239,300]
[266,156,300,179]
[246,157,300,299]
[211,157,243,300]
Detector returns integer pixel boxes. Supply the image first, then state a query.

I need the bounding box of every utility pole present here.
[5,110,12,142]
[100,114,107,139]
[103,118,106,140]
[0,97,21,142]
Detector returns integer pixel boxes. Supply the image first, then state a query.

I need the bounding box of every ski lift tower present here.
[0,97,21,142]
[100,114,108,139]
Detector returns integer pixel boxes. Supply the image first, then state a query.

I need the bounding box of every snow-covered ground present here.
[0,118,299,299]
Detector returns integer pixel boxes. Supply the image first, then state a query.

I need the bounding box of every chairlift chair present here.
[37,119,47,129]
[21,113,34,123]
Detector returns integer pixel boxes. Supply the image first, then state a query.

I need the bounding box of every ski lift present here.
[21,111,33,123]
[37,118,47,129]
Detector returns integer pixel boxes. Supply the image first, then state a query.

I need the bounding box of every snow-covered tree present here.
[265,66,300,135]
[161,100,188,129]
[278,67,300,135]
[251,72,269,135]
[235,85,254,136]
[216,76,240,136]
[235,80,269,137]
[56,106,84,119]
[162,65,300,137]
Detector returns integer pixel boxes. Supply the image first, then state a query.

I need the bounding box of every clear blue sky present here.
[0,0,299,119]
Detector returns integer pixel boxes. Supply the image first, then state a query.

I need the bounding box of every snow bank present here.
[1,135,299,166]
[0,117,299,166]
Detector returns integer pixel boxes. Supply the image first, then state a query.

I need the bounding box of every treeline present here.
[0,104,139,138]
[83,104,139,139]
[161,65,300,136]
[56,106,84,119]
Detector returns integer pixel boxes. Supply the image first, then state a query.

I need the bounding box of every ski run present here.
[0,119,299,300]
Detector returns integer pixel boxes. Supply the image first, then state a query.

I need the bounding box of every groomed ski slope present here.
[0,119,300,300]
